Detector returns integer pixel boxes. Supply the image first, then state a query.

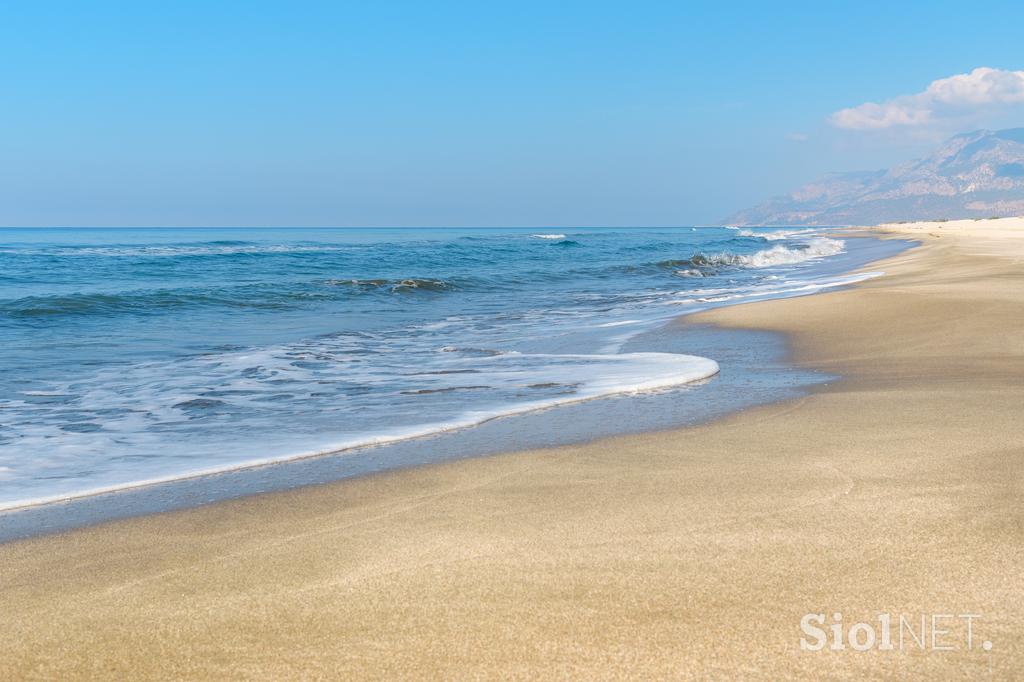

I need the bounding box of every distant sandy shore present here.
[2,219,1022,679]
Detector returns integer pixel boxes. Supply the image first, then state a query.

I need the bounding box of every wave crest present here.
[683,237,844,270]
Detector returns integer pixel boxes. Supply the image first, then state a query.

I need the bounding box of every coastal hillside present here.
[727,128,1024,225]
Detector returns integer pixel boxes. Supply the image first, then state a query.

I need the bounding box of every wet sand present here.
[1,218,1022,679]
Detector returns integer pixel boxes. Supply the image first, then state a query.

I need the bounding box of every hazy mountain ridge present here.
[727,128,1024,225]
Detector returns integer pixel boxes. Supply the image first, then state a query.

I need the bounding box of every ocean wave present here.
[532,233,567,239]
[678,237,844,270]
[2,277,463,318]
[731,237,844,266]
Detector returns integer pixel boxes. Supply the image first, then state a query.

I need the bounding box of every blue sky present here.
[2,1,1024,226]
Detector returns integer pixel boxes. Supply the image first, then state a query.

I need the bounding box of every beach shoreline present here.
[1,219,1022,678]
[0,230,909,541]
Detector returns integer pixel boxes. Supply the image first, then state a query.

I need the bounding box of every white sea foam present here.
[707,237,845,268]
[0,352,718,512]
[667,271,882,307]
[596,319,642,327]
[741,237,844,266]
[532,233,567,239]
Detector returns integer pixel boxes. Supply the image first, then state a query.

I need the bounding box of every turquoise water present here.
[0,226,889,509]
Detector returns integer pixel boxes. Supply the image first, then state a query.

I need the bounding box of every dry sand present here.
[1,219,1022,680]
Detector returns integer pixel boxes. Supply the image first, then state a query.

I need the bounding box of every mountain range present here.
[726,128,1024,226]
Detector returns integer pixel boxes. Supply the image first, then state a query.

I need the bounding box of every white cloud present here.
[830,67,1024,131]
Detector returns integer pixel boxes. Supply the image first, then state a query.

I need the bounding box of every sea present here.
[0,226,910,528]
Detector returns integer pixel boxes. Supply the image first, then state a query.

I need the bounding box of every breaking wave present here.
[672,237,845,272]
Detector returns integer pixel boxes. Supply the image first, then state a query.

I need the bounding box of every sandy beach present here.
[1,219,1022,679]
